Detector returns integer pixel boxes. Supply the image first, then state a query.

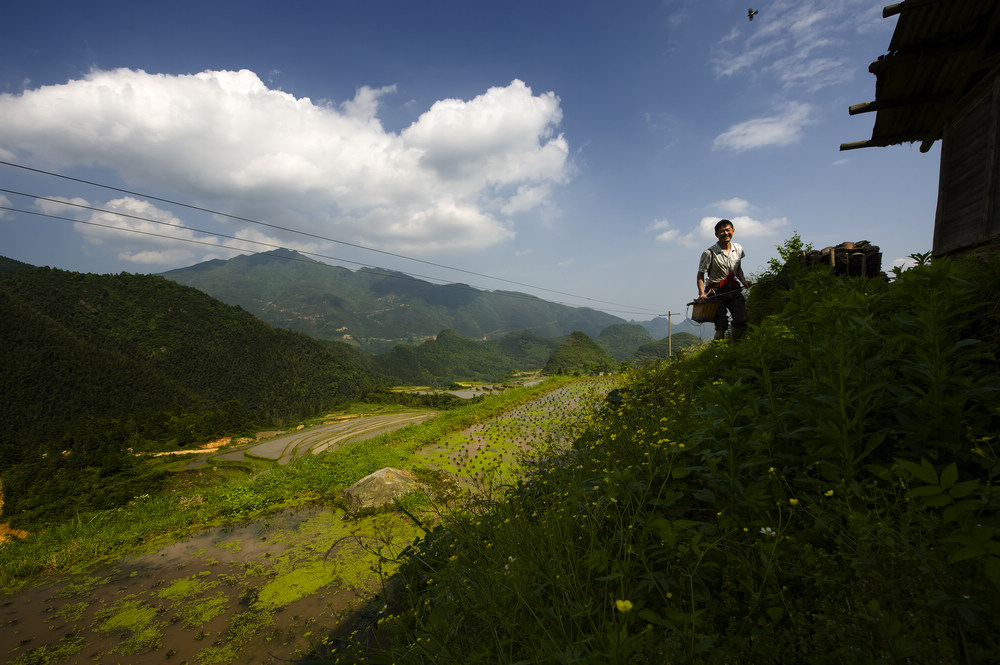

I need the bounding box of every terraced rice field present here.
[0,378,617,665]
[412,378,617,482]
[185,411,436,468]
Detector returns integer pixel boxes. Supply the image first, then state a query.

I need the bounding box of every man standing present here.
[697,219,750,341]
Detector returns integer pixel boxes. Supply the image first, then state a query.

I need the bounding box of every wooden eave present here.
[841,0,1000,152]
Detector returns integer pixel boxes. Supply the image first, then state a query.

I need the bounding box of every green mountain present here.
[373,329,512,386]
[159,249,626,353]
[597,323,654,361]
[543,331,618,375]
[372,328,560,386]
[488,330,560,369]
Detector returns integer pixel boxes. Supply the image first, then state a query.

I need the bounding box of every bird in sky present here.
[748,8,758,21]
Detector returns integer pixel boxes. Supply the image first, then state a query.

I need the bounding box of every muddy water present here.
[1,506,419,664]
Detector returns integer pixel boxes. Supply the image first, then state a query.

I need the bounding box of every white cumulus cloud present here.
[0,69,571,260]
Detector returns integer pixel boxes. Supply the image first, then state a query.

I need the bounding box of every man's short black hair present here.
[715,219,734,233]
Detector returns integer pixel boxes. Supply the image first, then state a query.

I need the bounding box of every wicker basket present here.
[690,300,719,323]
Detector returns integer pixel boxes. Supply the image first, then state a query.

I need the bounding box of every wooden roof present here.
[841,0,1000,152]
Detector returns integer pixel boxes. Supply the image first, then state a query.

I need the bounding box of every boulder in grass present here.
[342,467,421,513]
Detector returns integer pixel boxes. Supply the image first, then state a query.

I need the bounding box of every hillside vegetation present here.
[597,323,655,361]
[544,330,618,375]
[160,249,625,352]
[0,265,387,526]
[334,252,1000,664]
[371,328,559,386]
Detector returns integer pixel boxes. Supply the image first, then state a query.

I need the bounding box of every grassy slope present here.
[334,254,1000,664]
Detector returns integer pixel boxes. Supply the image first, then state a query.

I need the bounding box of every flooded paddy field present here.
[412,378,617,481]
[1,505,418,664]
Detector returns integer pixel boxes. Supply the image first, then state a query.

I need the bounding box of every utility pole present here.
[662,311,681,358]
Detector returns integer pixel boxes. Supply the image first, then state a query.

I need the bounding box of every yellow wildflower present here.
[615,599,633,613]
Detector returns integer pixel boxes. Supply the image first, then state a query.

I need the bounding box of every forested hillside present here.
[597,323,654,360]
[544,330,618,375]
[160,249,626,352]
[0,262,388,525]
[372,328,560,386]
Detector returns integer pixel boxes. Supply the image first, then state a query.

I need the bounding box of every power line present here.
[0,160,663,315]
[0,203,661,317]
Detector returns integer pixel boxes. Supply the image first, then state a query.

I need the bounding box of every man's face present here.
[715,225,734,242]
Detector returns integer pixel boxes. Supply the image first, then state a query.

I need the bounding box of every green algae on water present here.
[196,609,274,665]
[54,600,89,621]
[93,597,165,654]
[176,592,229,628]
[9,631,84,665]
[255,559,333,609]
[156,574,218,601]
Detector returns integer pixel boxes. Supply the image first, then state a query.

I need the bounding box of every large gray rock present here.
[342,467,421,513]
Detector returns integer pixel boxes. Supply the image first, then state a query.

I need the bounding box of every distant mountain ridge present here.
[159,249,629,353]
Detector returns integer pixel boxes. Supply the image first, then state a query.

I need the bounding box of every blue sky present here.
[0,0,941,321]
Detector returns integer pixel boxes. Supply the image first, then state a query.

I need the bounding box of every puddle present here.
[0,505,418,664]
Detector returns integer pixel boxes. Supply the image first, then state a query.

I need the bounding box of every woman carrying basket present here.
[696,219,751,341]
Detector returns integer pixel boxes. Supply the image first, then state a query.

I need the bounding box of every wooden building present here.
[842,0,1000,257]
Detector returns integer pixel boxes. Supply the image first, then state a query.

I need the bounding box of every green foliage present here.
[544,331,618,375]
[488,329,560,369]
[597,323,654,361]
[763,230,812,275]
[746,231,814,325]
[373,329,516,386]
[345,253,1000,664]
[0,255,37,274]
[375,327,618,386]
